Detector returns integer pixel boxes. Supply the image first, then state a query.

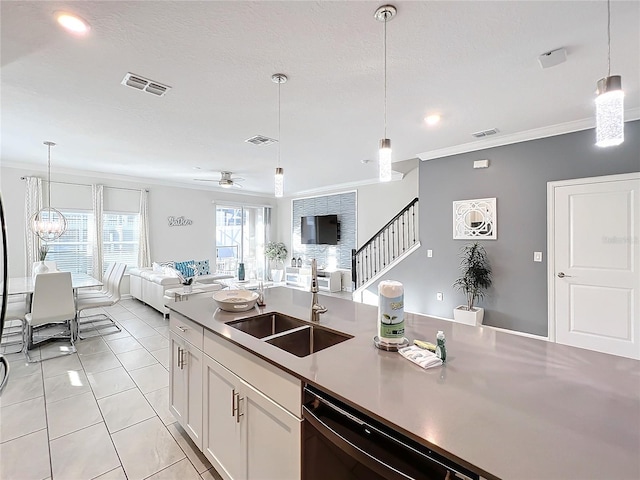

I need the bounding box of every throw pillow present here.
[174,260,196,278]
[195,259,210,275]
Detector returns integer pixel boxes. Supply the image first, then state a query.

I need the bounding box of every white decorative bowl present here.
[213,290,259,312]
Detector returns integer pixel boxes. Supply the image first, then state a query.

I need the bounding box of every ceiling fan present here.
[193,171,244,189]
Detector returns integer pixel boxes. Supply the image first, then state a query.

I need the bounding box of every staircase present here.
[351,198,420,296]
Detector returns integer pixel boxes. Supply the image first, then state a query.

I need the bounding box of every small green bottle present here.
[435,330,446,362]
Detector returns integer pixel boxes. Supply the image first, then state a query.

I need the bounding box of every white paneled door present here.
[549,173,640,359]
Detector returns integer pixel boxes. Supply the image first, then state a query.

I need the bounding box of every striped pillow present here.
[174,260,195,278]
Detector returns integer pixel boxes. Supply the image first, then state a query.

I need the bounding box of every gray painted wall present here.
[368,121,640,336]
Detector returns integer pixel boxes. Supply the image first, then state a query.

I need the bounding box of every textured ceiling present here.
[1,1,639,195]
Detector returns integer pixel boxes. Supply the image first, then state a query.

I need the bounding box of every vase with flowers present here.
[34,245,50,275]
[265,241,287,282]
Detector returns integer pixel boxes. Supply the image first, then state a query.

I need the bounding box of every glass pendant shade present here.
[595,75,624,147]
[378,138,392,182]
[30,207,68,241]
[29,141,68,241]
[274,167,284,198]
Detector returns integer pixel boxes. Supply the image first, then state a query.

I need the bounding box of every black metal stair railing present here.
[351,198,418,290]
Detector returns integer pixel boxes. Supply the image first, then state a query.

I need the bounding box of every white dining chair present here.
[1,299,27,354]
[23,271,77,362]
[31,261,58,275]
[76,263,115,298]
[76,263,126,338]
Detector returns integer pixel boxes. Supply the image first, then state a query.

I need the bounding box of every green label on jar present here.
[379,294,404,339]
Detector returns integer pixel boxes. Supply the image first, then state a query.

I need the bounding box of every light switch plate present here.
[534,251,543,262]
[436,292,443,301]
[427,249,433,258]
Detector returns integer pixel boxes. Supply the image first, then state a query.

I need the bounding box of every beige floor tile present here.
[155,326,171,338]
[75,336,110,356]
[0,396,46,443]
[147,458,201,480]
[79,350,122,373]
[129,363,169,393]
[50,422,120,479]
[140,315,169,328]
[98,388,156,433]
[7,357,42,379]
[99,326,131,340]
[117,348,158,371]
[150,347,170,369]
[87,366,136,399]
[167,422,213,474]
[46,390,102,439]
[112,417,185,480]
[41,352,83,378]
[43,369,92,403]
[145,387,176,425]
[127,324,158,339]
[0,429,50,480]
[106,336,143,354]
[0,371,43,407]
[109,310,139,322]
[138,334,169,352]
[93,466,127,479]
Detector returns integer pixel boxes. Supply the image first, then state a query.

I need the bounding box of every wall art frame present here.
[453,197,497,240]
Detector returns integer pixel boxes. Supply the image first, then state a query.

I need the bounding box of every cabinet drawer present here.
[170,311,204,350]
[204,329,302,418]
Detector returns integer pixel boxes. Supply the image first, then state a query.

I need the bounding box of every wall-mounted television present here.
[301,214,340,245]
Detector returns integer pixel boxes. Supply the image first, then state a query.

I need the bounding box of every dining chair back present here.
[24,271,76,360]
[77,263,115,298]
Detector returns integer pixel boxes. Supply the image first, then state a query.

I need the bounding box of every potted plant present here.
[265,241,287,282]
[452,242,492,325]
[34,244,51,275]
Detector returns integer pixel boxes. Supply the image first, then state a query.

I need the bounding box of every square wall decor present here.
[453,197,497,240]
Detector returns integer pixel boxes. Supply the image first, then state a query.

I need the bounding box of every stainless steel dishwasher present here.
[302,385,482,480]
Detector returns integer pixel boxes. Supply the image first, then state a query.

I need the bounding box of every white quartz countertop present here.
[167,287,640,480]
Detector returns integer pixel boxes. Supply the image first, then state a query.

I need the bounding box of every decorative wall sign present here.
[453,198,497,240]
[168,216,193,226]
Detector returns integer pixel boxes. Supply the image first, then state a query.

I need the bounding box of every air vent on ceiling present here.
[471,128,499,138]
[121,73,171,97]
[245,135,277,146]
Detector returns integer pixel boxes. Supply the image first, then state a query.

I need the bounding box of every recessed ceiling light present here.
[55,12,90,35]
[424,114,441,126]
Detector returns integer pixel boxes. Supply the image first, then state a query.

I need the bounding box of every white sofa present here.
[129,267,232,316]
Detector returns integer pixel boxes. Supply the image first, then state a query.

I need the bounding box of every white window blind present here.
[103,212,139,270]
[47,210,94,274]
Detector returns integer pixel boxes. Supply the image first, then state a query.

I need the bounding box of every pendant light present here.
[30,141,68,241]
[272,73,288,198]
[375,5,396,182]
[595,0,624,147]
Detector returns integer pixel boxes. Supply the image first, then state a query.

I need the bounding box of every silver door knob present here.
[557,272,572,278]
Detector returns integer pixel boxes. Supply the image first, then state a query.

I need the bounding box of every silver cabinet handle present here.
[235,392,244,423]
[176,347,182,368]
[180,348,186,369]
[557,272,573,278]
[176,325,187,332]
[232,388,237,417]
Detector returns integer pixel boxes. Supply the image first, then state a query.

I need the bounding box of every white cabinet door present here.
[242,382,301,480]
[169,333,186,425]
[202,355,244,480]
[184,342,203,448]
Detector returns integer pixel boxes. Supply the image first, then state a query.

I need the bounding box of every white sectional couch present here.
[129,267,232,316]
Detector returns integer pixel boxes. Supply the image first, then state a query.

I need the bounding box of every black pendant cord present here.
[277,80,281,168]
[607,0,611,77]
[383,13,387,139]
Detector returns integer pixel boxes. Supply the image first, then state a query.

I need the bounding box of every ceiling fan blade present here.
[231,176,245,182]
[193,178,217,182]
[232,183,243,189]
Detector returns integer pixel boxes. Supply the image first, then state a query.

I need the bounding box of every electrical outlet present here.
[427,249,433,258]
[534,251,543,262]
[436,292,443,301]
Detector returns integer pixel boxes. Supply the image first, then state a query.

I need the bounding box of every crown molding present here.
[417,108,640,161]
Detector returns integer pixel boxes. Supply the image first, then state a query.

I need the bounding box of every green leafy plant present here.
[39,245,50,262]
[265,242,288,263]
[453,242,492,311]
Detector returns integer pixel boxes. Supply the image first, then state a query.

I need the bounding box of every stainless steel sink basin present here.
[265,325,352,357]
[226,312,352,357]
[226,313,306,339]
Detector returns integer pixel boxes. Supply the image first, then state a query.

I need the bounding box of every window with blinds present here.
[46,210,140,274]
[46,210,94,274]
[103,212,139,270]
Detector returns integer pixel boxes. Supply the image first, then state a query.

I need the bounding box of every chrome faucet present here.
[310,259,327,322]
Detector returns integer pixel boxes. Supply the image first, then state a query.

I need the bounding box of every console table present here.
[284,267,341,292]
